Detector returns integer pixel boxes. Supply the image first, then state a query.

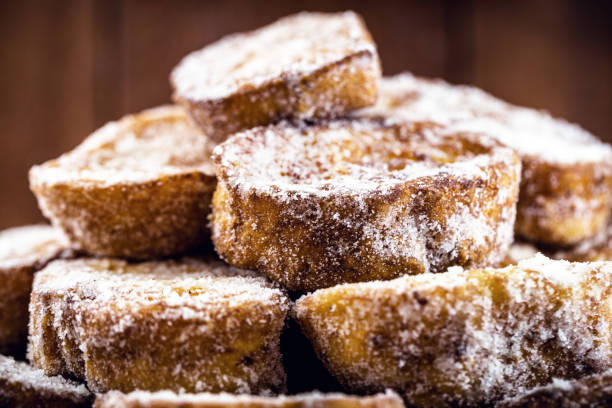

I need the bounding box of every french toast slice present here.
[171,11,380,142]
[28,257,290,394]
[0,224,68,355]
[95,390,405,408]
[211,118,520,291]
[497,369,612,407]
[29,105,217,259]
[294,255,612,407]
[358,73,612,246]
[0,354,92,408]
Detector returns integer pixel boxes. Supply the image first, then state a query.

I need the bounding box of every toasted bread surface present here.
[0,354,92,408]
[211,119,520,291]
[28,257,289,393]
[0,225,68,355]
[95,390,405,408]
[29,105,217,259]
[294,255,612,406]
[359,73,612,245]
[171,11,380,142]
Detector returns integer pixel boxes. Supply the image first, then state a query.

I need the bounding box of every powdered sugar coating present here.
[0,224,69,354]
[28,257,290,394]
[499,241,540,267]
[497,369,612,407]
[360,73,612,164]
[211,119,520,291]
[95,389,405,408]
[171,11,380,142]
[294,254,612,406]
[173,12,375,101]
[359,73,612,245]
[30,105,215,186]
[29,105,217,258]
[0,354,91,407]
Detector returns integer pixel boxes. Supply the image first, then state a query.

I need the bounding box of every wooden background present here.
[1,0,611,229]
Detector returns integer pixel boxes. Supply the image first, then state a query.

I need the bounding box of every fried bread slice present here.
[0,354,92,408]
[294,254,612,407]
[211,119,520,291]
[359,73,612,246]
[0,224,68,355]
[28,257,289,393]
[497,370,612,408]
[95,390,405,408]
[29,105,216,259]
[171,11,380,142]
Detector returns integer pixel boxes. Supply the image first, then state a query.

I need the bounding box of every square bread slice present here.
[29,105,217,259]
[294,254,612,406]
[28,257,290,394]
[0,224,69,356]
[0,354,92,408]
[171,11,380,142]
[95,390,405,408]
[358,73,612,246]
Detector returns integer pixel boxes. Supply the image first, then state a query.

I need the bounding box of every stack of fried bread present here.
[2,10,612,408]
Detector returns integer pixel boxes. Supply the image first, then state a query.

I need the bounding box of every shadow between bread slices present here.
[210,117,521,292]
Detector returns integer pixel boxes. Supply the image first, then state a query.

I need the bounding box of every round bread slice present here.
[497,369,612,408]
[171,11,380,142]
[0,354,92,408]
[359,73,612,246]
[27,257,290,394]
[211,119,520,291]
[294,255,612,407]
[0,224,68,355]
[95,390,405,408]
[29,105,216,259]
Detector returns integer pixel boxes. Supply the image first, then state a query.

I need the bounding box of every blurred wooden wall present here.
[1,0,611,229]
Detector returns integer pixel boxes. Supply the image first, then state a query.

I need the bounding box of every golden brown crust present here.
[211,119,520,291]
[359,73,612,246]
[0,355,92,408]
[29,105,217,259]
[95,390,405,408]
[0,225,68,355]
[294,255,612,407]
[171,11,380,142]
[517,157,612,246]
[554,223,612,262]
[497,370,612,408]
[28,258,289,393]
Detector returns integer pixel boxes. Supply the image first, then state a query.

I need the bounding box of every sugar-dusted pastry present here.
[294,255,612,406]
[211,118,520,291]
[359,73,612,246]
[0,354,92,408]
[28,257,290,393]
[95,390,405,408]
[171,11,380,142]
[29,105,216,259]
[0,224,68,355]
